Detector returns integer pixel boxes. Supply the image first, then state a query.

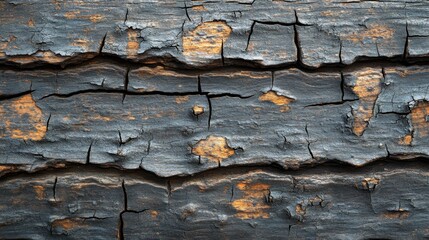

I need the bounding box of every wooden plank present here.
[0,170,124,239]
[2,163,427,239]
[1,65,429,176]
[0,0,427,68]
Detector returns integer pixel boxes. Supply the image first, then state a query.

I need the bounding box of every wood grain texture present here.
[0,162,428,239]
[1,65,429,176]
[0,0,427,68]
[1,0,429,238]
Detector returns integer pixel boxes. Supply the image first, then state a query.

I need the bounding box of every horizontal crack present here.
[0,52,428,74]
[37,89,251,101]
[303,99,357,108]
[1,155,429,183]
[0,90,34,101]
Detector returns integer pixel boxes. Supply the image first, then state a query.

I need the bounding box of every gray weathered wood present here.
[0,0,427,68]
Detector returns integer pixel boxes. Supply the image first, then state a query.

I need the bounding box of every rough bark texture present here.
[0,0,429,239]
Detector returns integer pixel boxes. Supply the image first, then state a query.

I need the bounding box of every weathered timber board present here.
[1,65,429,176]
[0,163,428,239]
[0,0,428,68]
[1,0,429,238]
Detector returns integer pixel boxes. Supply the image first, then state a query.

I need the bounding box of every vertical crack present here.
[340,72,345,101]
[375,42,380,57]
[294,10,300,25]
[98,33,107,54]
[403,22,409,62]
[305,124,314,159]
[339,41,343,64]
[122,67,130,103]
[123,8,129,25]
[86,141,93,165]
[118,179,127,240]
[122,180,128,211]
[46,113,52,131]
[197,75,202,93]
[246,21,256,51]
[385,144,391,157]
[184,1,192,22]
[293,20,303,67]
[140,133,153,169]
[221,40,225,66]
[206,95,212,130]
[53,177,57,201]
[118,130,123,146]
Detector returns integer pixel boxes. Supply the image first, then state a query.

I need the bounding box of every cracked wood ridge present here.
[0,0,429,239]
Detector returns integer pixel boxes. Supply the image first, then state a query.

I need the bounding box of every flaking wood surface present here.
[1,0,429,239]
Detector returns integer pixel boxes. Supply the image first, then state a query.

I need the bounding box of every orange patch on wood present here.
[192,136,235,163]
[192,105,204,116]
[150,210,159,219]
[182,21,232,57]
[344,24,394,43]
[175,96,189,104]
[259,91,294,112]
[383,209,410,219]
[361,177,380,191]
[127,30,140,57]
[33,185,45,200]
[0,165,16,172]
[91,114,112,122]
[0,35,16,52]
[192,5,207,11]
[6,51,68,65]
[51,218,86,231]
[351,69,382,136]
[64,10,80,19]
[72,39,90,51]
[399,134,413,146]
[320,10,348,17]
[27,18,35,27]
[231,181,271,219]
[0,94,46,141]
[64,11,103,23]
[71,181,118,190]
[125,112,136,121]
[295,204,306,216]
[89,14,104,23]
[384,67,429,78]
[40,51,68,64]
[410,101,429,138]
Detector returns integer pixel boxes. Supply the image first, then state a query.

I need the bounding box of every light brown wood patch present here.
[182,21,232,57]
[51,218,87,231]
[344,24,394,43]
[231,181,271,219]
[410,101,429,138]
[192,135,235,163]
[259,91,294,112]
[351,69,382,136]
[0,94,46,141]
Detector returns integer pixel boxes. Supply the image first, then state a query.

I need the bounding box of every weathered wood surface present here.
[1,65,429,176]
[1,0,429,239]
[0,0,428,68]
[0,162,429,239]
